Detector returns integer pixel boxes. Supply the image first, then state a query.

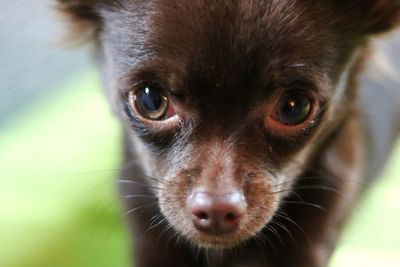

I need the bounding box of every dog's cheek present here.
[158,173,194,237]
[242,174,279,234]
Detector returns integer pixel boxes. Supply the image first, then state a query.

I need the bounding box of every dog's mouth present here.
[189,231,252,249]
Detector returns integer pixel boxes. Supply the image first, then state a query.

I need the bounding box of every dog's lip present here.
[190,228,250,248]
[195,237,240,248]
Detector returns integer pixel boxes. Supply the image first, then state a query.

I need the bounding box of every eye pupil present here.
[134,86,169,120]
[141,87,162,111]
[278,94,311,125]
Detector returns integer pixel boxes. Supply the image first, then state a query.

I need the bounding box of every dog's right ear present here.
[333,0,400,35]
[55,0,105,42]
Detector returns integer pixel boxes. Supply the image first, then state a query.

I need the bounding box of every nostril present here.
[188,190,247,235]
[224,212,238,223]
[194,210,209,221]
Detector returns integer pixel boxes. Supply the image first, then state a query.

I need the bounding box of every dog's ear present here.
[333,0,400,35]
[55,0,105,42]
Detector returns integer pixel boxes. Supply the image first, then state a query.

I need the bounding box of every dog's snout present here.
[187,191,247,235]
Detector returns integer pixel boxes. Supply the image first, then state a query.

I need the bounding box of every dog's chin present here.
[192,237,244,250]
[188,232,255,249]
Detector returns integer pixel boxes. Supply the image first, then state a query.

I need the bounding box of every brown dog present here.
[57,1,400,266]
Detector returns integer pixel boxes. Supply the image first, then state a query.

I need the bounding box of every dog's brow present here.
[284,63,310,69]
[167,85,185,96]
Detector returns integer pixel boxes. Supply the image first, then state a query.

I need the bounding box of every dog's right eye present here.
[128,85,175,121]
[276,93,312,126]
[265,90,318,136]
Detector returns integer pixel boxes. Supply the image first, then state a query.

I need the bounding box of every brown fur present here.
[56,1,400,266]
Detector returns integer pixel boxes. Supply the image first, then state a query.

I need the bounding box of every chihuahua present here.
[57,0,400,266]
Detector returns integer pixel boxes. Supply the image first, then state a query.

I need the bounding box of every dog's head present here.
[58,0,400,248]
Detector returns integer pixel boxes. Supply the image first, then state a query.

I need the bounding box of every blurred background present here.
[0,0,399,266]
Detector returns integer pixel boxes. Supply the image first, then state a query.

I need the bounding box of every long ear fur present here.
[55,0,104,42]
[334,0,400,35]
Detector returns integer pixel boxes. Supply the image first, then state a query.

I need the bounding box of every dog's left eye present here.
[129,85,174,121]
[266,91,317,135]
[276,93,312,126]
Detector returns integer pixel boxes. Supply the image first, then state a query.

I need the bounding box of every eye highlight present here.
[129,85,174,121]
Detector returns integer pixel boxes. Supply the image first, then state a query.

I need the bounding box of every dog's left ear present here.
[55,0,106,42]
[333,0,400,35]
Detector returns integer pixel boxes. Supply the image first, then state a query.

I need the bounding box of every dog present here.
[56,1,400,266]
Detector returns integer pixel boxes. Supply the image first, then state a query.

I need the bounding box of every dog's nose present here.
[187,191,247,235]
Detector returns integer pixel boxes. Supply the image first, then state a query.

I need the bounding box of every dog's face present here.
[58,0,400,248]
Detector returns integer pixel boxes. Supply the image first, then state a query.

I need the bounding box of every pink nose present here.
[187,191,247,235]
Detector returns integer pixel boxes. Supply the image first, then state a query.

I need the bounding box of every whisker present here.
[147,214,162,228]
[282,200,327,213]
[71,168,119,176]
[292,185,344,196]
[272,173,366,189]
[122,194,158,199]
[143,175,166,184]
[275,210,312,246]
[270,189,304,201]
[272,176,332,188]
[122,202,158,217]
[265,224,284,247]
[159,222,175,244]
[253,233,267,246]
[147,216,168,232]
[117,179,163,190]
[270,220,297,248]
[195,246,201,264]
[175,233,185,249]
[256,231,278,254]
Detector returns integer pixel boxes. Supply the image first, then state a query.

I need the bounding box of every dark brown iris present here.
[277,93,311,126]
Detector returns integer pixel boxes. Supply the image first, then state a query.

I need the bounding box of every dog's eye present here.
[276,93,312,125]
[265,91,317,136]
[129,86,171,120]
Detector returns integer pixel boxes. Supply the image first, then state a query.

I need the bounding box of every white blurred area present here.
[0,0,93,125]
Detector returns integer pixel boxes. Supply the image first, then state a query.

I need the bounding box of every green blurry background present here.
[0,1,399,266]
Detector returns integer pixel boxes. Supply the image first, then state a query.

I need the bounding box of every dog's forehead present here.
[106,1,335,69]
[146,0,332,69]
[104,0,339,109]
